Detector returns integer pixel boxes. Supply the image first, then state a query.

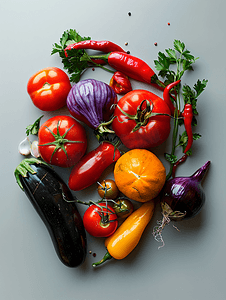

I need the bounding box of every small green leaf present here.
[182,50,196,61]
[178,131,188,146]
[164,153,177,164]
[193,133,201,140]
[174,40,185,53]
[166,48,177,60]
[26,115,43,136]
[194,79,208,97]
[182,59,193,72]
[60,31,69,48]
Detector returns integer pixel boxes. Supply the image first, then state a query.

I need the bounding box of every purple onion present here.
[160,161,211,220]
[66,79,117,131]
[153,161,211,247]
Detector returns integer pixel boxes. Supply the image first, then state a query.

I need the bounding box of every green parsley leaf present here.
[26,115,43,136]
[164,153,177,164]
[174,40,185,53]
[194,79,208,97]
[178,131,201,153]
[182,79,208,114]
[165,48,177,61]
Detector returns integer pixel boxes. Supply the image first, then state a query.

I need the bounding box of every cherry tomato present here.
[112,199,134,219]
[27,67,71,111]
[97,179,119,199]
[112,90,171,149]
[38,115,87,168]
[83,202,118,237]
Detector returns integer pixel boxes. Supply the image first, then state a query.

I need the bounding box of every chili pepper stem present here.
[92,251,112,267]
[83,53,115,74]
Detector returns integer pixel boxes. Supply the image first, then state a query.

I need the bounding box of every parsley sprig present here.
[154,40,199,85]
[26,115,43,136]
[51,29,91,82]
[154,40,208,178]
[51,29,113,82]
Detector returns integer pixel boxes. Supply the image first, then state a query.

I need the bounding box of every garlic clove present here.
[18,137,31,156]
[31,140,41,158]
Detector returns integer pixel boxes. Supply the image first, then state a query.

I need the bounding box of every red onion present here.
[153,161,210,247]
[66,79,117,135]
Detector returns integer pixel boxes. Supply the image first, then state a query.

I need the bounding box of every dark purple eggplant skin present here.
[16,160,87,267]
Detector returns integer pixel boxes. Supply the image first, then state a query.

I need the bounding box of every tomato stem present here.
[116,99,172,133]
[38,121,85,163]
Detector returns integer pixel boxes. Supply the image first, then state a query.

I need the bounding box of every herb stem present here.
[166,93,180,180]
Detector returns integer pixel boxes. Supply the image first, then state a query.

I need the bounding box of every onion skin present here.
[160,161,211,220]
[66,79,117,129]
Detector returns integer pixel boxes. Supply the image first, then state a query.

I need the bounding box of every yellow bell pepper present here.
[92,199,155,267]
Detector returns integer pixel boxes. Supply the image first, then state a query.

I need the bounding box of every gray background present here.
[0,0,225,299]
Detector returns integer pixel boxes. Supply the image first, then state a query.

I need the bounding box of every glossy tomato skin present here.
[112,90,171,149]
[27,67,71,111]
[97,179,119,199]
[69,142,121,191]
[83,203,118,237]
[113,199,134,219]
[38,116,87,168]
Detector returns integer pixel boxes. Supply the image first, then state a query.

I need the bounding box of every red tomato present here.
[27,67,71,111]
[112,90,171,149]
[68,142,121,191]
[38,116,87,168]
[83,202,118,237]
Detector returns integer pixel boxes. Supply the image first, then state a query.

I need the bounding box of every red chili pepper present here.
[64,40,126,57]
[183,103,193,153]
[109,71,132,95]
[163,80,181,115]
[171,154,188,178]
[106,52,164,91]
[68,142,121,191]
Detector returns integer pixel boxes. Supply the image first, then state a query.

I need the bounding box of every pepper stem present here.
[82,53,114,73]
[92,251,112,267]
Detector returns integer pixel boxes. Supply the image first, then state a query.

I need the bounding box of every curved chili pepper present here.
[183,103,193,153]
[109,71,132,95]
[64,40,126,58]
[105,52,165,91]
[163,80,181,115]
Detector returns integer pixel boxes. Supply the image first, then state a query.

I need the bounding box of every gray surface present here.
[0,0,225,299]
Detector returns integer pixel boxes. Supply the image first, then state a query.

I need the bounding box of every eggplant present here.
[14,158,87,268]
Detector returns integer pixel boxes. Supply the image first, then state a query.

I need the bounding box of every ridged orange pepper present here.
[92,200,155,267]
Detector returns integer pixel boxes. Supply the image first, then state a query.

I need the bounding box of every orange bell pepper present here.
[92,200,155,267]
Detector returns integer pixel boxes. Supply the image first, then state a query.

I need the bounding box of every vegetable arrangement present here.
[15,28,210,269]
